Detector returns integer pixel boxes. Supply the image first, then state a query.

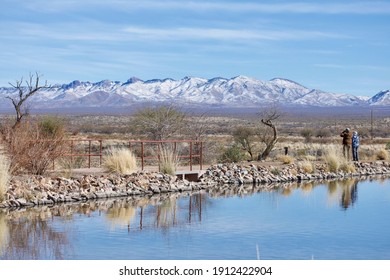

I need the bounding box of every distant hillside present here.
[0,75,388,111]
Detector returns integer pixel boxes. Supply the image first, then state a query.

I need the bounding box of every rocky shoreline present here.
[1,161,390,208]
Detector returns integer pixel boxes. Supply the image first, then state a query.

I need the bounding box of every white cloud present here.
[123,26,344,42]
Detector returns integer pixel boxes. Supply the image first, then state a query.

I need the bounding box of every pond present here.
[1,176,390,260]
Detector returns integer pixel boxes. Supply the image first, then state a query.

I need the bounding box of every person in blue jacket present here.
[351,131,360,161]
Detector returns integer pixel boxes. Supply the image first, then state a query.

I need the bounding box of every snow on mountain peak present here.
[368,89,390,105]
[0,75,383,108]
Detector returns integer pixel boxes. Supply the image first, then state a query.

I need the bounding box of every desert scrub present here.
[278,155,294,164]
[0,154,10,202]
[323,146,342,173]
[375,149,389,161]
[298,160,314,173]
[104,148,138,174]
[219,144,245,163]
[339,162,356,173]
[158,146,178,176]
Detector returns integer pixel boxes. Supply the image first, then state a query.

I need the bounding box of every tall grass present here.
[322,144,355,173]
[158,146,179,176]
[104,148,138,174]
[298,160,314,173]
[376,149,389,161]
[323,147,340,173]
[0,154,10,202]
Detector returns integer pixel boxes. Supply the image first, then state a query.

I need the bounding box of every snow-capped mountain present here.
[0,76,387,109]
[368,90,390,105]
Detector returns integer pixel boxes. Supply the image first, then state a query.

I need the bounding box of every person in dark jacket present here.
[352,131,360,161]
[340,128,352,160]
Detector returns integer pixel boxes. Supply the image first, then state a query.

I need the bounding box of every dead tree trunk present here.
[257,105,281,161]
[6,72,49,128]
[258,119,278,160]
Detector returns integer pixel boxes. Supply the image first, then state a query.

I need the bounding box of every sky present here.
[0,0,389,97]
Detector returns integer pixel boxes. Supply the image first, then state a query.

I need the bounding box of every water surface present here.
[1,177,390,260]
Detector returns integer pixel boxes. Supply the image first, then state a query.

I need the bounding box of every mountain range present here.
[0,76,389,110]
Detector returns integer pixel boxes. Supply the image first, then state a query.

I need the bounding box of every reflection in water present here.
[0,176,386,259]
[0,208,70,259]
[340,179,358,210]
[0,214,9,256]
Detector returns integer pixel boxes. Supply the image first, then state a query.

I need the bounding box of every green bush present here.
[219,145,245,163]
[38,116,66,137]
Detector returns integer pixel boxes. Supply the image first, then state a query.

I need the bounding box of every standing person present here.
[352,131,360,161]
[340,128,352,160]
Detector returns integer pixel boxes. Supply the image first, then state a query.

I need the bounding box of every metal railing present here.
[56,139,204,171]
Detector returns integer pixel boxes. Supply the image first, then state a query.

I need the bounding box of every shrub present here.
[339,162,356,173]
[38,116,65,137]
[386,142,390,150]
[376,149,389,161]
[299,160,314,173]
[104,148,138,174]
[278,155,294,164]
[158,146,179,176]
[219,145,245,163]
[0,154,10,202]
[300,128,314,142]
[1,120,68,175]
[323,148,341,173]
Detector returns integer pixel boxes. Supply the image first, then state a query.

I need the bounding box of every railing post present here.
[71,140,74,166]
[189,141,193,171]
[200,141,203,170]
[99,140,102,166]
[88,140,91,168]
[141,141,144,170]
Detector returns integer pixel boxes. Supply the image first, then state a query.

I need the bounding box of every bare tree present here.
[132,104,187,140]
[257,105,282,160]
[6,72,50,128]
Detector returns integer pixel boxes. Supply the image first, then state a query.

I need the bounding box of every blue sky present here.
[1,0,389,96]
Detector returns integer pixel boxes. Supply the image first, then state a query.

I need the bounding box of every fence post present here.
[200,141,203,170]
[189,141,193,171]
[88,140,91,168]
[99,140,102,166]
[141,141,144,170]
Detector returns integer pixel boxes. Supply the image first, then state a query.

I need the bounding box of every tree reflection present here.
[0,176,380,259]
[0,208,70,259]
[127,192,208,232]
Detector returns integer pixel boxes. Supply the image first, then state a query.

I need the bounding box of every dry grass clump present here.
[0,154,10,202]
[324,152,340,172]
[339,162,356,173]
[278,155,294,164]
[158,146,179,176]
[323,145,343,172]
[104,148,138,174]
[298,160,314,173]
[375,149,389,161]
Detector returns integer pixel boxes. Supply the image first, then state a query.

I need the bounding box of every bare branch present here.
[6,72,50,128]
